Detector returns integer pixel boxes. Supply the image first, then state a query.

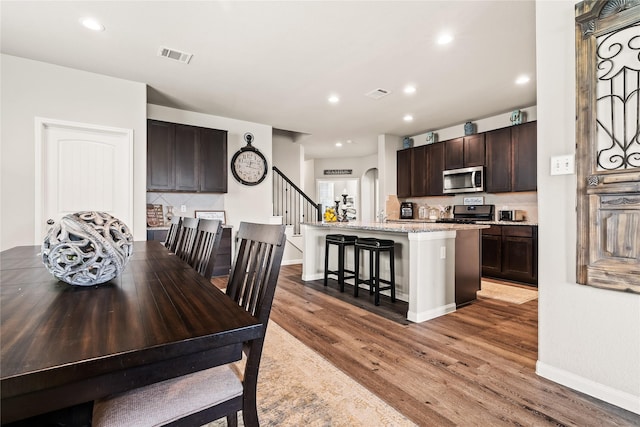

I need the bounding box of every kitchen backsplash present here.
[404,191,538,222]
[146,192,225,224]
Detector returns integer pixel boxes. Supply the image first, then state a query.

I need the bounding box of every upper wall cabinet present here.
[397,121,536,197]
[147,120,228,193]
[444,134,485,170]
[485,121,537,193]
[397,143,445,197]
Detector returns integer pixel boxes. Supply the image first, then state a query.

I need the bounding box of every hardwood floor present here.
[214,265,639,426]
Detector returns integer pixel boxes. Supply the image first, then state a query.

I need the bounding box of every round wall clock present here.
[231,132,268,186]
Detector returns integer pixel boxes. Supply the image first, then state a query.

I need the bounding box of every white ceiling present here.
[1,1,536,159]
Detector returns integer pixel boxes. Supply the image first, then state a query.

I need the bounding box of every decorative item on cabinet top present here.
[426,131,437,144]
[464,121,476,135]
[510,109,524,125]
[402,137,414,149]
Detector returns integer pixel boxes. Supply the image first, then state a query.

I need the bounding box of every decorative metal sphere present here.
[42,211,134,286]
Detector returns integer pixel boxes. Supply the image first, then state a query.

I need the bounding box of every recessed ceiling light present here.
[437,33,453,45]
[80,17,105,32]
[335,142,343,147]
[346,140,352,144]
[404,85,416,94]
[403,115,414,122]
[328,95,340,104]
[516,75,530,85]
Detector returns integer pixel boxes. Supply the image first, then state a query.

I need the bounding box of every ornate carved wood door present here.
[575,0,640,293]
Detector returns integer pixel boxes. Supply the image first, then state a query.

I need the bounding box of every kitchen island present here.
[302,221,489,323]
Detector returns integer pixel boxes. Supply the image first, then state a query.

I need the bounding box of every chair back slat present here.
[226,223,286,324]
[174,217,199,262]
[189,219,223,278]
[164,216,182,252]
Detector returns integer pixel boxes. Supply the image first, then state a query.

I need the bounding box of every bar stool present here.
[354,238,396,306]
[324,234,358,292]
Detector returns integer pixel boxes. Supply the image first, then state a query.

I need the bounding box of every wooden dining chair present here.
[164,216,182,252]
[188,218,223,278]
[174,217,199,262]
[92,222,287,427]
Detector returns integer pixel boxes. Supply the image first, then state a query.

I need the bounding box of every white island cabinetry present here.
[302,221,488,323]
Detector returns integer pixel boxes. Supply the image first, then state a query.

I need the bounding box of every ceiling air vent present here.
[365,88,391,99]
[158,46,193,64]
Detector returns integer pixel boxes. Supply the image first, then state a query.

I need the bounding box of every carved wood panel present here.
[575,0,640,293]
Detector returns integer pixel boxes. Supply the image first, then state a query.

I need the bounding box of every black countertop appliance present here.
[400,202,414,219]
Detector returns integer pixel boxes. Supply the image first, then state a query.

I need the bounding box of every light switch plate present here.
[550,155,575,175]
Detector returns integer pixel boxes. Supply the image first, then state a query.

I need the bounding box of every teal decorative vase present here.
[464,122,475,135]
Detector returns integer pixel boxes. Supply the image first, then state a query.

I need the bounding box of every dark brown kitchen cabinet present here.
[399,143,445,197]
[199,128,228,192]
[147,120,227,193]
[425,142,445,196]
[485,121,537,193]
[396,148,412,197]
[147,121,175,190]
[482,224,537,285]
[481,225,502,276]
[511,121,537,191]
[410,145,428,196]
[444,134,485,170]
[174,124,199,191]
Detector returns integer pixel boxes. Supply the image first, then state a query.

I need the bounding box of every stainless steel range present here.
[436,204,494,224]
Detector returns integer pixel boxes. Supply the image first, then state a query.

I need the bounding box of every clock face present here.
[231,149,267,185]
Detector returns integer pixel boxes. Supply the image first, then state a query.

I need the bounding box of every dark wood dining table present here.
[0,241,261,424]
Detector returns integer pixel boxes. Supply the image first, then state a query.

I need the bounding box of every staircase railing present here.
[272,166,321,235]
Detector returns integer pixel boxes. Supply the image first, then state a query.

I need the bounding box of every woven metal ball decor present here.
[42,212,134,286]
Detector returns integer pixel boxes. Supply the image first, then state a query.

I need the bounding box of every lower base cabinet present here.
[147,226,232,277]
[482,225,538,285]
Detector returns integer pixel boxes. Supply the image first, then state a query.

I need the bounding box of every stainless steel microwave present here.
[442,166,484,194]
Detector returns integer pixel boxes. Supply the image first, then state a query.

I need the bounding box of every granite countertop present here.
[305,220,489,233]
[389,219,538,226]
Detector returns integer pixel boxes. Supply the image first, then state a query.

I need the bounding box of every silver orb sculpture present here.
[42,212,134,286]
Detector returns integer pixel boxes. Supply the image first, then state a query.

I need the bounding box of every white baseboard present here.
[282,259,302,266]
[536,361,640,415]
[407,303,456,323]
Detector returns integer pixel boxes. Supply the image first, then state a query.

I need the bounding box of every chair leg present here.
[390,246,396,302]
[374,250,381,306]
[369,250,374,295]
[338,244,345,292]
[354,246,360,297]
[227,413,238,427]
[324,241,330,286]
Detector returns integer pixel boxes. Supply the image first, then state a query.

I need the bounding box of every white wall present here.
[0,55,147,250]
[312,154,377,180]
[273,131,303,188]
[147,104,274,237]
[535,1,640,414]
[378,133,403,215]
[411,106,537,146]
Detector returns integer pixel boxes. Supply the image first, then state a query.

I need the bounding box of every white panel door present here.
[35,118,133,242]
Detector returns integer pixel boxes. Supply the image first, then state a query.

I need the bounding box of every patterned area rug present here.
[477,281,538,304]
[207,321,415,427]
